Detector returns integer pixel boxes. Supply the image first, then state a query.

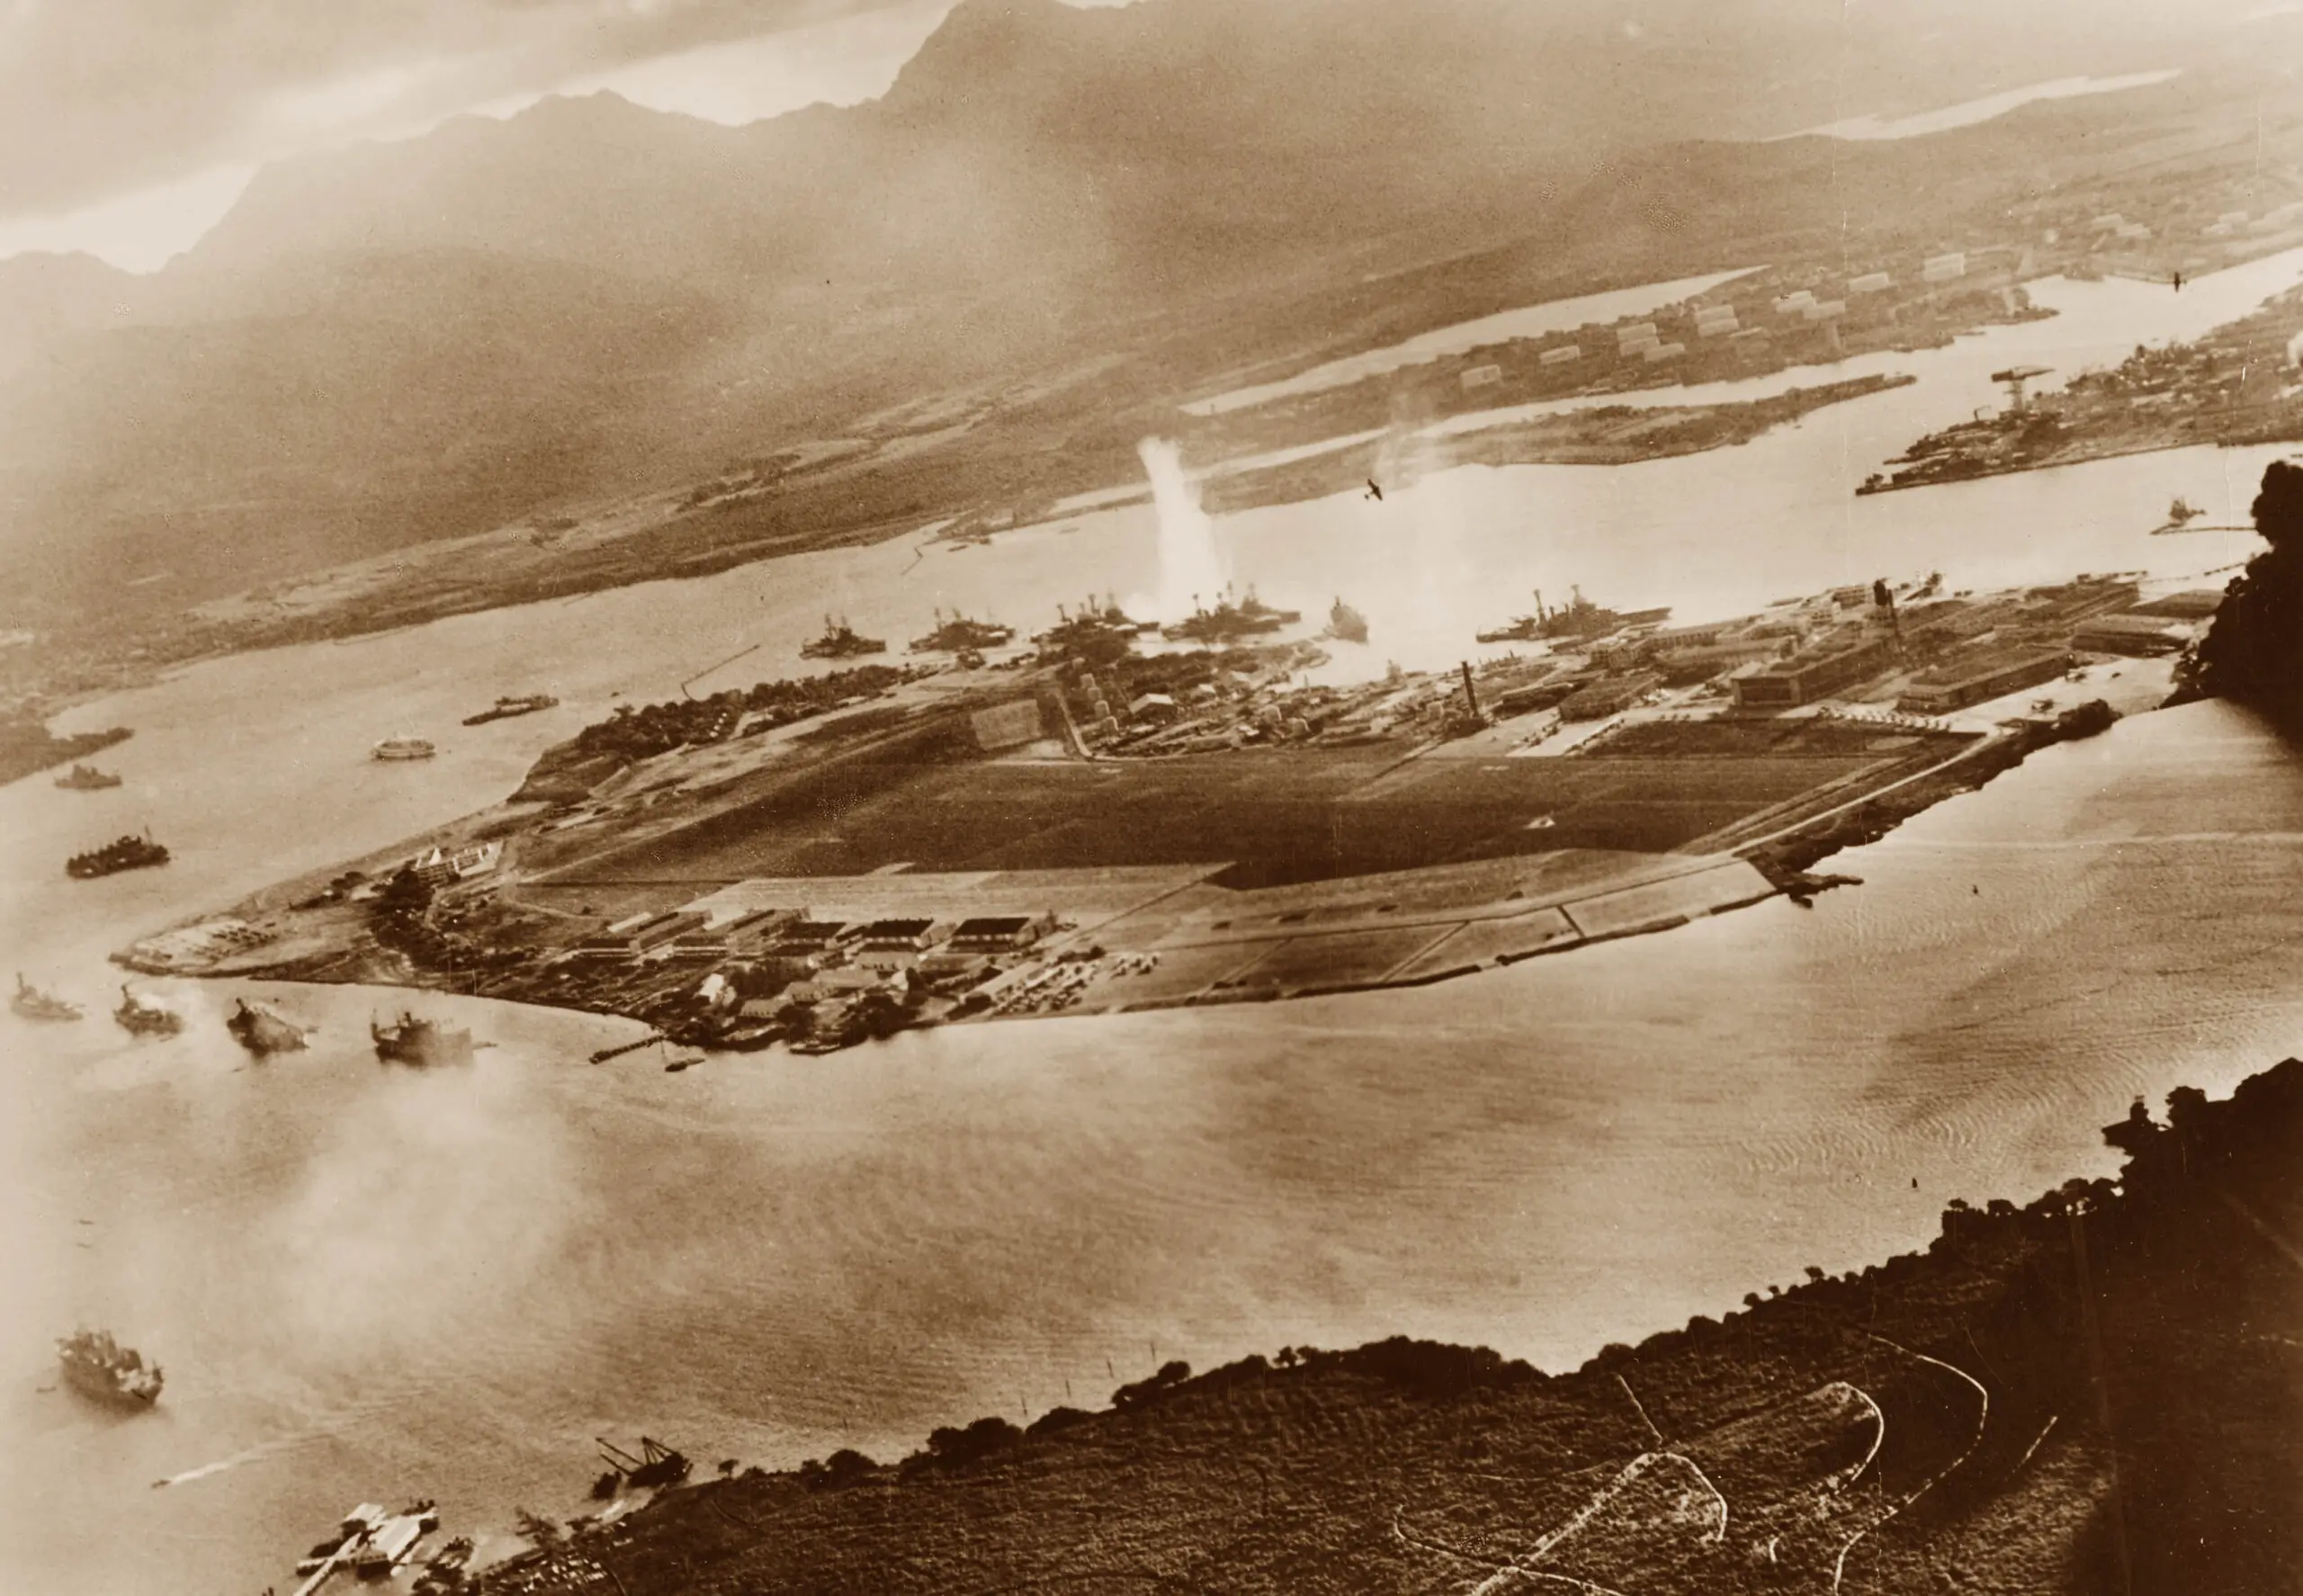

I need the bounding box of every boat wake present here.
[150,1437,308,1490]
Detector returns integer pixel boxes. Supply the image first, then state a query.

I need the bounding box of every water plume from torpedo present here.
[1136,438,1227,620]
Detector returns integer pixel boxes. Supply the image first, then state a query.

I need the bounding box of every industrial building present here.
[1730,636,1895,709]
[949,914,1056,954]
[1896,648,2071,714]
[2070,614,2188,656]
[1558,671,1663,720]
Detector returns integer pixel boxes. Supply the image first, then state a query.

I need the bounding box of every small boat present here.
[371,1011,475,1067]
[113,985,183,1037]
[53,764,122,791]
[13,974,82,1023]
[372,736,436,761]
[227,998,308,1056]
[663,1054,702,1073]
[461,694,559,726]
[2151,497,2217,534]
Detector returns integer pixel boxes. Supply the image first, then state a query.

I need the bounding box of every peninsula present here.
[1860,282,2303,496]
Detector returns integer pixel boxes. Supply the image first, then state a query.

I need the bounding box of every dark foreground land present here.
[470,1060,2303,1596]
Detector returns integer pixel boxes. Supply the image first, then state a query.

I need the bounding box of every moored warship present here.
[1033,594,1155,656]
[910,609,1015,653]
[372,1011,476,1066]
[1324,597,1369,644]
[1477,586,1670,644]
[13,974,82,1022]
[1159,586,1302,644]
[461,693,559,725]
[227,998,308,1055]
[53,764,122,791]
[66,831,169,879]
[801,615,888,659]
[56,1329,163,1408]
[113,985,183,1037]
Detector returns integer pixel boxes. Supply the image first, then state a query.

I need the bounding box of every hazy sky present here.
[0,0,1125,272]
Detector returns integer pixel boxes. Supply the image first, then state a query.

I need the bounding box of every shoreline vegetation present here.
[463,1057,2302,1595]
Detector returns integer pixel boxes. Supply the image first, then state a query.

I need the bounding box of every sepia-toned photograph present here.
[2,2,2299,1592]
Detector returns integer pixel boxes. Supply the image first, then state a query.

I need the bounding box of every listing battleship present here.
[66,831,169,879]
[53,764,122,791]
[461,694,559,726]
[593,1436,693,1498]
[372,1011,477,1067]
[227,998,308,1055]
[113,985,184,1037]
[56,1329,163,1408]
[801,616,888,659]
[13,974,82,1022]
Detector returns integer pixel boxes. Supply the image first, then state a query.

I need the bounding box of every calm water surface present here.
[3,256,2300,1594]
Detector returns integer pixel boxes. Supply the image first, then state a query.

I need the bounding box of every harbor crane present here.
[1990,364,2053,413]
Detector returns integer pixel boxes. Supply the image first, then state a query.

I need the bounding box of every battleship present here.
[461,693,559,725]
[372,734,437,760]
[372,1010,476,1066]
[801,615,888,659]
[227,998,308,1055]
[113,984,183,1037]
[1476,587,1670,644]
[1323,597,1369,644]
[1159,587,1303,644]
[53,763,123,791]
[1033,594,1156,658]
[66,831,169,879]
[910,609,1016,653]
[56,1329,163,1408]
[13,974,83,1022]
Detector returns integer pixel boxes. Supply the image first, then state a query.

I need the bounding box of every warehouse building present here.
[1897,648,2071,713]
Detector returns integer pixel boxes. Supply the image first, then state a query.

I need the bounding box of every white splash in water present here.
[1137,438,1226,620]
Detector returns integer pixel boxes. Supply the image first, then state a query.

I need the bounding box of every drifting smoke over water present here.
[1137,437,1226,619]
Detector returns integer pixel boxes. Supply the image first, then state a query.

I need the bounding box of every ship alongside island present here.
[53,763,123,791]
[13,974,83,1023]
[910,610,1016,653]
[1160,587,1302,643]
[67,831,169,880]
[801,616,888,659]
[1476,586,1671,644]
[56,1329,162,1409]
[372,1010,476,1067]
[461,694,559,726]
[227,998,308,1055]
